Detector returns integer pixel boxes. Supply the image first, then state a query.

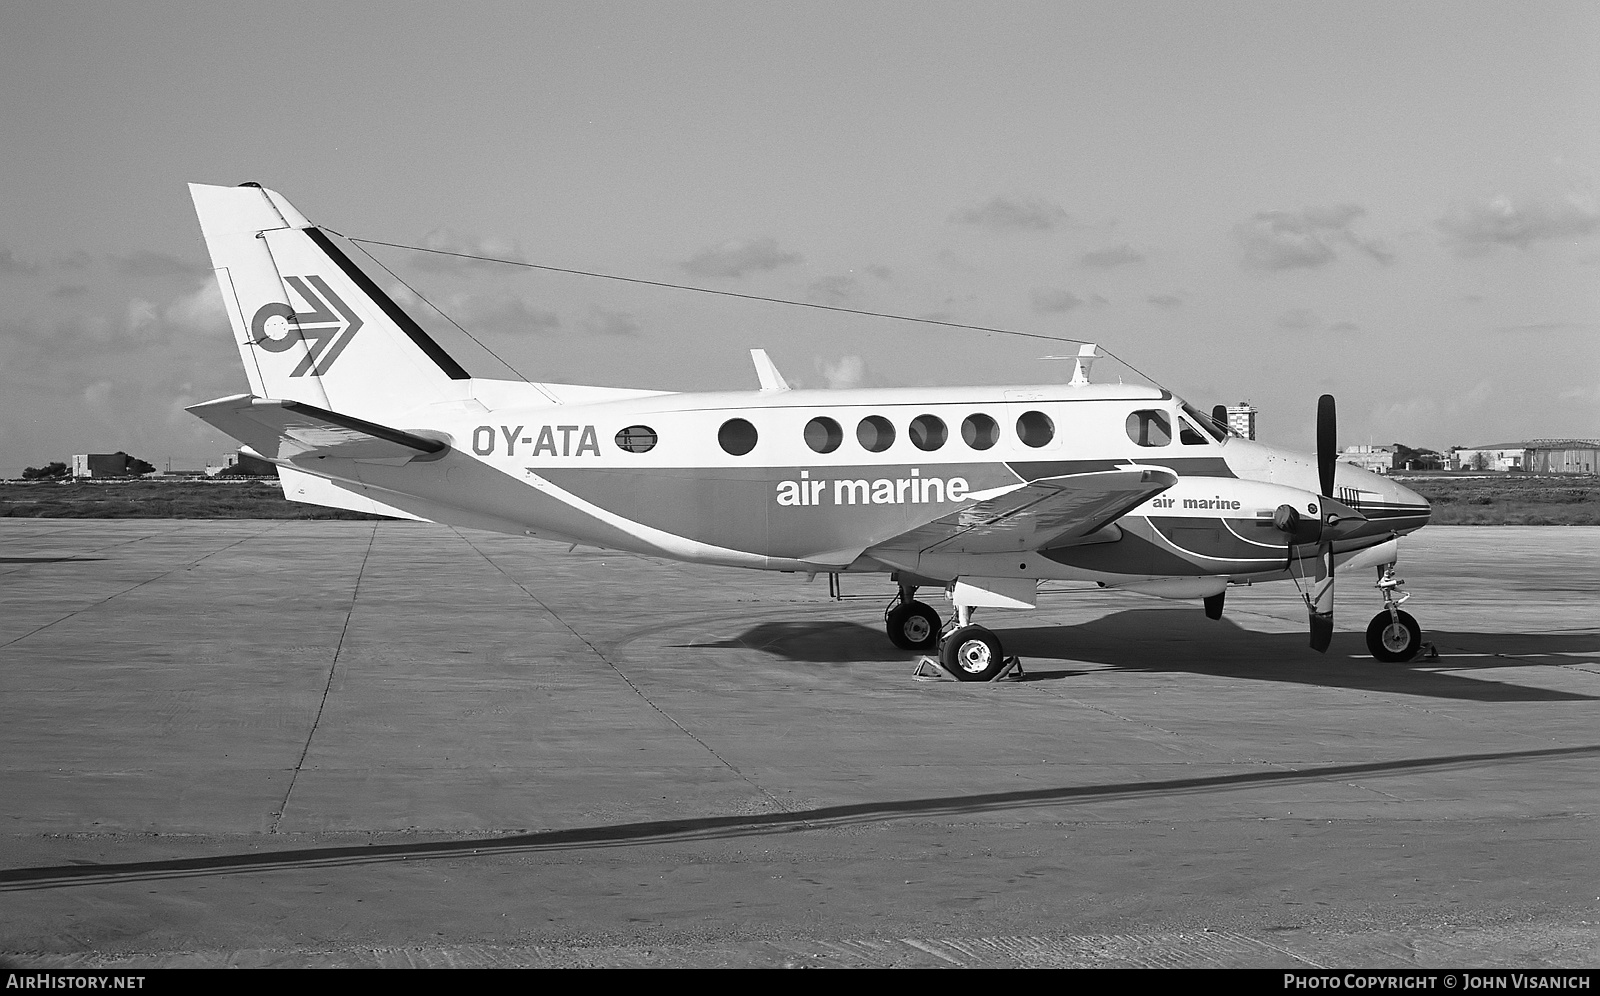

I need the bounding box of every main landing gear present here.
[1365,564,1425,663]
[885,583,1013,681]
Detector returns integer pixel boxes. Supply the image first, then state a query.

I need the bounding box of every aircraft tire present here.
[940,625,1006,681]
[1366,609,1422,663]
[886,601,942,652]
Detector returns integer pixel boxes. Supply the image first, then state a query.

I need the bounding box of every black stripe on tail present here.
[305,227,472,380]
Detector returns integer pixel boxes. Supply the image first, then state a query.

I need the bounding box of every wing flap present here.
[188,394,448,462]
[871,467,1177,556]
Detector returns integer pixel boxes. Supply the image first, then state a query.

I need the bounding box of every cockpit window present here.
[1126,410,1172,447]
[1180,401,1227,442]
[1178,417,1208,446]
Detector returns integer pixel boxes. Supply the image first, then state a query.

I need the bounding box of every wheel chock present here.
[1420,642,1439,661]
[912,655,1026,682]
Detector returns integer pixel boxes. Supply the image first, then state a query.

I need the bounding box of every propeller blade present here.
[1307,542,1335,652]
[1317,394,1337,499]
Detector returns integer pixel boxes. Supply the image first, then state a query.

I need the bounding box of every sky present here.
[2,1,1597,476]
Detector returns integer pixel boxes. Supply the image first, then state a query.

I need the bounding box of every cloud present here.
[0,248,40,276]
[51,284,89,299]
[1437,188,1600,253]
[447,294,561,336]
[580,307,639,337]
[112,250,209,279]
[83,379,115,408]
[1495,321,1598,335]
[1030,288,1083,313]
[1277,308,1321,330]
[950,196,1073,232]
[1234,204,1394,271]
[807,274,859,305]
[817,354,869,389]
[682,238,801,279]
[408,228,531,273]
[863,264,893,281]
[1078,244,1144,268]
[1147,293,1184,309]
[123,281,227,344]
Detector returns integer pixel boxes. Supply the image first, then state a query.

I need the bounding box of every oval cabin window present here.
[857,415,895,453]
[962,413,999,450]
[909,414,947,451]
[804,416,843,454]
[614,425,658,453]
[1016,410,1054,448]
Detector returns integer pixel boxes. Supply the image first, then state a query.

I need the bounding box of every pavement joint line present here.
[0,521,286,651]
[451,528,801,820]
[270,521,378,834]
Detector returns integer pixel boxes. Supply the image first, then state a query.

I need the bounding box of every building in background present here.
[1225,401,1258,440]
[1449,443,1526,472]
[1338,444,1393,474]
[1523,439,1600,475]
[207,451,278,477]
[71,452,154,478]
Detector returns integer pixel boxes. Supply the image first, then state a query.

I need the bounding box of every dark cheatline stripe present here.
[1008,456,1235,481]
[279,400,447,453]
[305,227,472,381]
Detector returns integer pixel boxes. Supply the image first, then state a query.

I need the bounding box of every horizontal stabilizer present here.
[276,466,425,519]
[188,394,447,463]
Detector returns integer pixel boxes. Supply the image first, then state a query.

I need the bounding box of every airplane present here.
[185,182,1433,680]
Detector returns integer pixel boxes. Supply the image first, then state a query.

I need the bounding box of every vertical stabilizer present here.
[189,182,471,420]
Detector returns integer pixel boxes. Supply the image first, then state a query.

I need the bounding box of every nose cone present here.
[1384,476,1432,533]
[1339,465,1431,534]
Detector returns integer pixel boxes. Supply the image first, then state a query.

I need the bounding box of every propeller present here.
[1307,395,1338,651]
[1268,396,1366,652]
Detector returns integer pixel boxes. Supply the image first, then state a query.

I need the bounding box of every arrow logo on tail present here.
[249,275,364,377]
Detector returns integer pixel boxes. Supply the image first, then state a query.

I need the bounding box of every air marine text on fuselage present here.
[473,424,600,457]
[1149,496,1243,510]
[777,470,971,507]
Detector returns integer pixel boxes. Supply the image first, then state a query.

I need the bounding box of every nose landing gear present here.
[1366,564,1426,662]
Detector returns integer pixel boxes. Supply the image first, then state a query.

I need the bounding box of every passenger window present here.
[1126,410,1172,447]
[961,413,999,450]
[1016,410,1054,448]
[718,418,758,456]
[804,416,843,454]
[909,414,947,451]
[857,415,895,453]
[1178,417,1208,446]
[614,425,658,453]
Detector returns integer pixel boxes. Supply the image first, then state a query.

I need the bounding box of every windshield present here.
[1179,400,1229,442]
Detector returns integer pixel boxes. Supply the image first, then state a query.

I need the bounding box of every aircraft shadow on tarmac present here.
[4,743,1597,893]
[696,608,1599,703]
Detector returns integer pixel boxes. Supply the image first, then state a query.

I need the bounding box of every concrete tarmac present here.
[1,520,1596,968]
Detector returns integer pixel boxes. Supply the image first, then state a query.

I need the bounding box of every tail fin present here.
[189,182,471,420]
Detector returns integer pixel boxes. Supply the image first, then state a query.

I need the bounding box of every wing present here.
[187,394,448,462]
[869,467,1177,557]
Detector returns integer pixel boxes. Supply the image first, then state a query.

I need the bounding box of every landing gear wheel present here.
[940,625,1005,681]
[1366,609,1422,663]
[886,600,941,652]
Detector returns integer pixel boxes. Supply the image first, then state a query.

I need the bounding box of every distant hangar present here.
[1450,439,1600,474]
